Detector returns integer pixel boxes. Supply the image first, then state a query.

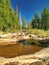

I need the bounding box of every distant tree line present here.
[0,0,49,32]
[22,5,49,30]
[31,5,49,30]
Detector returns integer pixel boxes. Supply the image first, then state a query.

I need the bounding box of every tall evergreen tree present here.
[42,5,49,29]
[28,22,32,29]
[0,0,20,32]
[31,12,40,29]
[22,17,26,30]
[15,6,21,30]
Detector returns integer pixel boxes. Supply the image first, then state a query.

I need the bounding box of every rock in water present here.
[0,48,49,65]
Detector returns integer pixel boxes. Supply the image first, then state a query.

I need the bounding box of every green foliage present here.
[42,5,49,29]
[31,12,40,29]
[0,0,21,32]
[15,6,22,30]
[22,17,26,30]
[29,29,49,38]
[28,22,32,29]
[31,5,49,30]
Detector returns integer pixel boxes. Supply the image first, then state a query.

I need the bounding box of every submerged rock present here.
[0,48,49,65]
[4,62,18,65]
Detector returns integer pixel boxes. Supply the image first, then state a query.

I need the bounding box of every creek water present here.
[0,40,44,58]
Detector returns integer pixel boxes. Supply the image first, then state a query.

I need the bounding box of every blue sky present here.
[10,0,49,23]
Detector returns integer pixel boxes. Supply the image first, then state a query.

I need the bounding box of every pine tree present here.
[0,0,20,32]
[31,12,40,29]
[28,22,32,29]
[15,6,22,30]
[42,5,49,29]
[22,17,26,30]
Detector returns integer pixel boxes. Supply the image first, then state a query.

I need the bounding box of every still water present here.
[0,40,44,58]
